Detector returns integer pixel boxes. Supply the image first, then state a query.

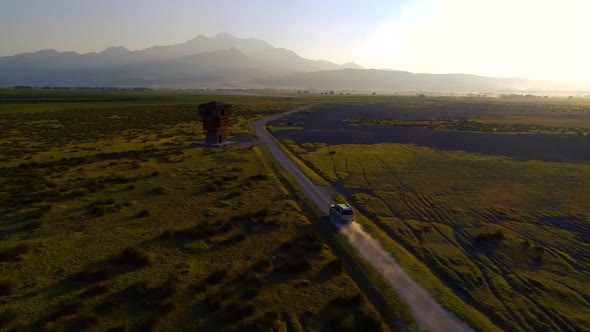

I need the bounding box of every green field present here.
[0,90,419,331]
[275,102,590,331]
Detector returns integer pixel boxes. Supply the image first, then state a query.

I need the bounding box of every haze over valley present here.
[2,1,590,331]
[2,33,589,93]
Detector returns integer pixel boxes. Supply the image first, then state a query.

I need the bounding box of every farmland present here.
[0,90,415,331]
[269,97,590,331]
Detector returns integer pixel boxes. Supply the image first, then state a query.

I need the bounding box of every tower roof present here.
[198,101,231,108]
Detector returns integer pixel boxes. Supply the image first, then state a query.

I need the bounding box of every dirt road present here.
[253,105,473,332]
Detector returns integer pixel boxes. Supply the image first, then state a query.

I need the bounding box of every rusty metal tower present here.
[198,101,232,145]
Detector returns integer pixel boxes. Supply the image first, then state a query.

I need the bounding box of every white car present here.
[329,203,355,224]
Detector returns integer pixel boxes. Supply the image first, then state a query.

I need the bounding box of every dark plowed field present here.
[269,103,590,163]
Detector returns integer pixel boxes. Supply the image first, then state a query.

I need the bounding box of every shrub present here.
[293,279,311,288]
[475,230,505,242]
[0,309,17,328]
[24,219,43,230]
[94,300,114,314]
[218,222,233,233]
[356,309,384,331]
[203,294,222,312]
[81,284,109,298]
[234,311,280,331]
[44,301,86,322]
[252,259,272,273]
[231,209,270,222]
[149,186,165,195]
[146,279,178,305]
[330,293,363,308]
[158,302,176,315]
[325,259,344,273]
[221,233,246,245]
[73,266,116,283]
[222,191,242,199]
[69,314,99,330]
[242,272,265,287]
[218,301,255,324]
[0,244,31,262]
[205,270,227,285]
[121,282,150,300]
[170,224,218,240]
[38,204,52,214]
[137,318,160,332]
[241,287,259,299]
[67,188,89,198]
[275,257,311,275]
[137,210,150,218]
[159,230,175,238]
[533,246,545,263]
[111,248,152,268]
[87,199,119,217]
[248,174,270,181]
[0,280,16,296]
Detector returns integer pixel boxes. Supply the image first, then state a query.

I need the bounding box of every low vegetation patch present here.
[0,91,392,331]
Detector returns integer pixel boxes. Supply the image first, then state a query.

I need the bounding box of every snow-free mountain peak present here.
[3,33,581,91]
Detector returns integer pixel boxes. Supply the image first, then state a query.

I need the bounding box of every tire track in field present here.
[371,145,540,330]
[449,214,571,330]
[371,153,449,225]
[453,221,580,331]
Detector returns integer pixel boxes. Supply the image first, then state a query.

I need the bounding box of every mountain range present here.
[1,33,588,92]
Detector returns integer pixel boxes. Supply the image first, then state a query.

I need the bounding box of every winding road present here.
[254,105,473,332]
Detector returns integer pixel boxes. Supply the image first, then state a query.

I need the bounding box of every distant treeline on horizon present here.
[11,86,153,91]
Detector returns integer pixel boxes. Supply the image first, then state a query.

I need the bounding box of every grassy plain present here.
[0,90,413,331]
[270,96,590,331]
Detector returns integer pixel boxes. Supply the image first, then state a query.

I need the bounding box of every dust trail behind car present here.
[342,222,472,332]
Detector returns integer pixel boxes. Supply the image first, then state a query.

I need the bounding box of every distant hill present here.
[0,33,363,87]
[1,33,587,92]
[249,69,590,92]
[248,69,525,92]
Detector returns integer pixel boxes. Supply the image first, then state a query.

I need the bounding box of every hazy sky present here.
[2,0,590,83]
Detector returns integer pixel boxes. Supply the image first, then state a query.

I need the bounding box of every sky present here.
[2,0,590,83]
